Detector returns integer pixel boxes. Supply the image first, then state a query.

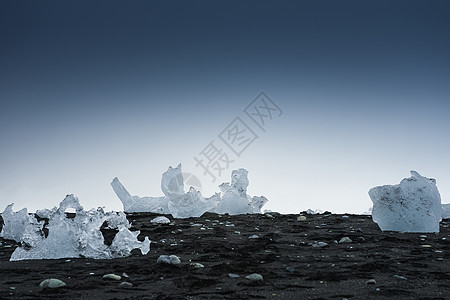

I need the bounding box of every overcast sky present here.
[1,0,449,214]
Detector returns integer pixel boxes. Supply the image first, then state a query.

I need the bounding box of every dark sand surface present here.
[1,212,449,299]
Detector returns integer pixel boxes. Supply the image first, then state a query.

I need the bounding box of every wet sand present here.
[1,212,449,299]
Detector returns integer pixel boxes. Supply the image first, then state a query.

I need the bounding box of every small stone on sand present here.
[312,241,328,248]
[190,262,204,268]
[157,255,181,266]
[339,237,352,244]
[118,282,133,289]
[151,216,171,224]
[245,273,263,282]
[103,274,121,281]
[39,278,67,290]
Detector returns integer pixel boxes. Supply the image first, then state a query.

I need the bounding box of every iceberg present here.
[2,195,150,261]
[112,165,268,218]
[368,171,442,233]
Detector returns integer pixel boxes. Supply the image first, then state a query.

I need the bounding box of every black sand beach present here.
[1,212,449,299]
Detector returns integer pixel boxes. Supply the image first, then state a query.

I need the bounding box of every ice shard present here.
[369,171,442,233]
[111,177,169,214]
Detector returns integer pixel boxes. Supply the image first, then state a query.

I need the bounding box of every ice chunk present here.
[213,169,267,215]
[0,204,44,247]
[35,207,57,219]
[156,165,209,217]
[227,168,249,197]
[7,195,150,261]
[249,196,269,213]
[161,163,185,198]
[112,165,268,218]
[369,171,442,233]
[110,227,150,257]
[103,210,130,229]
[214,189,250,215]
[163,165,219,218]
[168,187,219,218]
[111,177,169,214]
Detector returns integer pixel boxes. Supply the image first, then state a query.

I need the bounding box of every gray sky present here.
[1,0,449,213]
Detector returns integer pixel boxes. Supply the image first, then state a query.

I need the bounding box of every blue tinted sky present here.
[1,0,449,213]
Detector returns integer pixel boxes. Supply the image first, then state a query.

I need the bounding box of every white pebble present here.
[157,255,181,266]
[151,216,171,224]
[190,262,204,268]
[103,274,122,281]
[312,241,328,248]
[39,278,67,290]
[118,282,133,289]
[245,273,263,281]
[339,237,352,244]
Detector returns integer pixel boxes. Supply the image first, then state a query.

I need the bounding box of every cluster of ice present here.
[369,171,442,233]
[0,195,150,261]
[111,164,268,218]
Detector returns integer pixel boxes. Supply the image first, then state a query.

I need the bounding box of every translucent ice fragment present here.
[213,169,267,215]
[110,227,150,257]
[168,187,219,218]
[111,164,268,218]
[8,195,150,261]
[111,177,169,214]
[0,204,44,247]
[161,164,185,198]
[249,196,268,213]
[369,171,442,233]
